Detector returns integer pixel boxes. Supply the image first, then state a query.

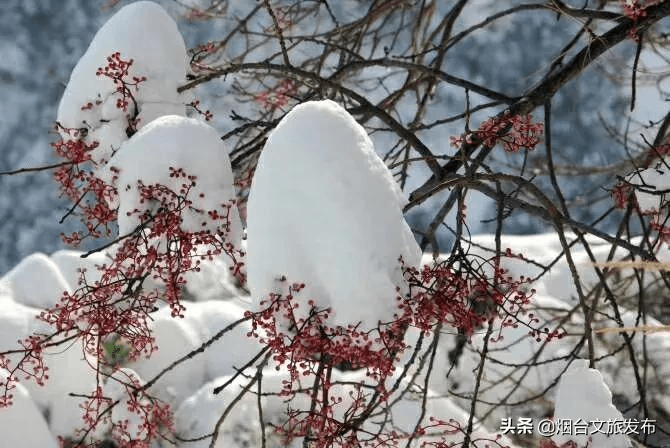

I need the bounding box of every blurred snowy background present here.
[0,0,104,274]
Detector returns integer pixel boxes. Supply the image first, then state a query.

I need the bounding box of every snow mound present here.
[57,1,189,160]
[183,255,242,301]
[50,249,110,292]
[1,253,71,309]
[179,300,262,381]
[174,370,302,448]
[107,115,242,244]
[0,371,58,448]
[40,344,98,439]
[0,284,96,439]
[125,307,205,406]
[102,368,149,440]
[553,359,630,448]
[246,100,421,329]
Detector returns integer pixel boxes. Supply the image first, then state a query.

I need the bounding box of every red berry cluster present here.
[622,0,656,40]
[451,113,544,153]
[52,123,118,246]
[242,254,555,446]
[63,373,174,448]
[187,100,213,121]
[402,259,539,339]
[94,51,147,135]
[623,0,649,21]
[0,335,49,408]
[255,78,297,111]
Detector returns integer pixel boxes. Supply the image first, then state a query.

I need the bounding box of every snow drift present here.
[56,1,189,162]
[107,114,242,243]
[246,99,421,330]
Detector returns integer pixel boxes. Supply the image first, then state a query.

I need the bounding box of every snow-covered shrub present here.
[4,1,670,447]
[247,99,421,330]
[57,0,189,160]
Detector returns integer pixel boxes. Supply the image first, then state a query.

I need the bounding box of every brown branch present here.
[408,1,670,207]
[180,61,444,177]
[0,161,73,176]
[262,0,291,66]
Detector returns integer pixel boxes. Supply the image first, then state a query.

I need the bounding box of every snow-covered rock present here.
[552,359,630,448]
[0,371,58,448]
[107,115,242,245]
[40,344,98,439]
[246,100,421,330]
[184,255,241,301]
[125,307,206,407]
[180,300,262,381]
[175,368,305,448]
[50,249,110,292]
[1,253,71,309]
[57,1,189,161]
[0,281,96,439]
[102,368,149,441]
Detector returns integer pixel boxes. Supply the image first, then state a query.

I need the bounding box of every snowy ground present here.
[1,232,668,447]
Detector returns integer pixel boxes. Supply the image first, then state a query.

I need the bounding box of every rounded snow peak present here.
[1,253,71,309]
[57,1,188,158]
[553,359,630,448]
[108,115,242,246]
[266,99,407,208]
[246,99,421,330]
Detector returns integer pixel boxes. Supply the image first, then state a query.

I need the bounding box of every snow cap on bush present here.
[107,114,242,244]
[57,1,189,161]
[246,99,421,330]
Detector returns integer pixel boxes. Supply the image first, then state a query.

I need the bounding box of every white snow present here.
[627,161,670,214]
[0,278,97,440]
[174,369,306,448]
[552,359,630,448]
[126,306,206,407]
[246,100,421,330]
[183,255,242,301]
[49,249,110,292]
[179,300,262,380]
[0,371,58,448]
[1,253,71,309]
[106,115,242,246]
[102,368,149,441]
[56,1,189,162]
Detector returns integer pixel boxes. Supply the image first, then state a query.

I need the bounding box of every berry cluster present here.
[451,113,544,153]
